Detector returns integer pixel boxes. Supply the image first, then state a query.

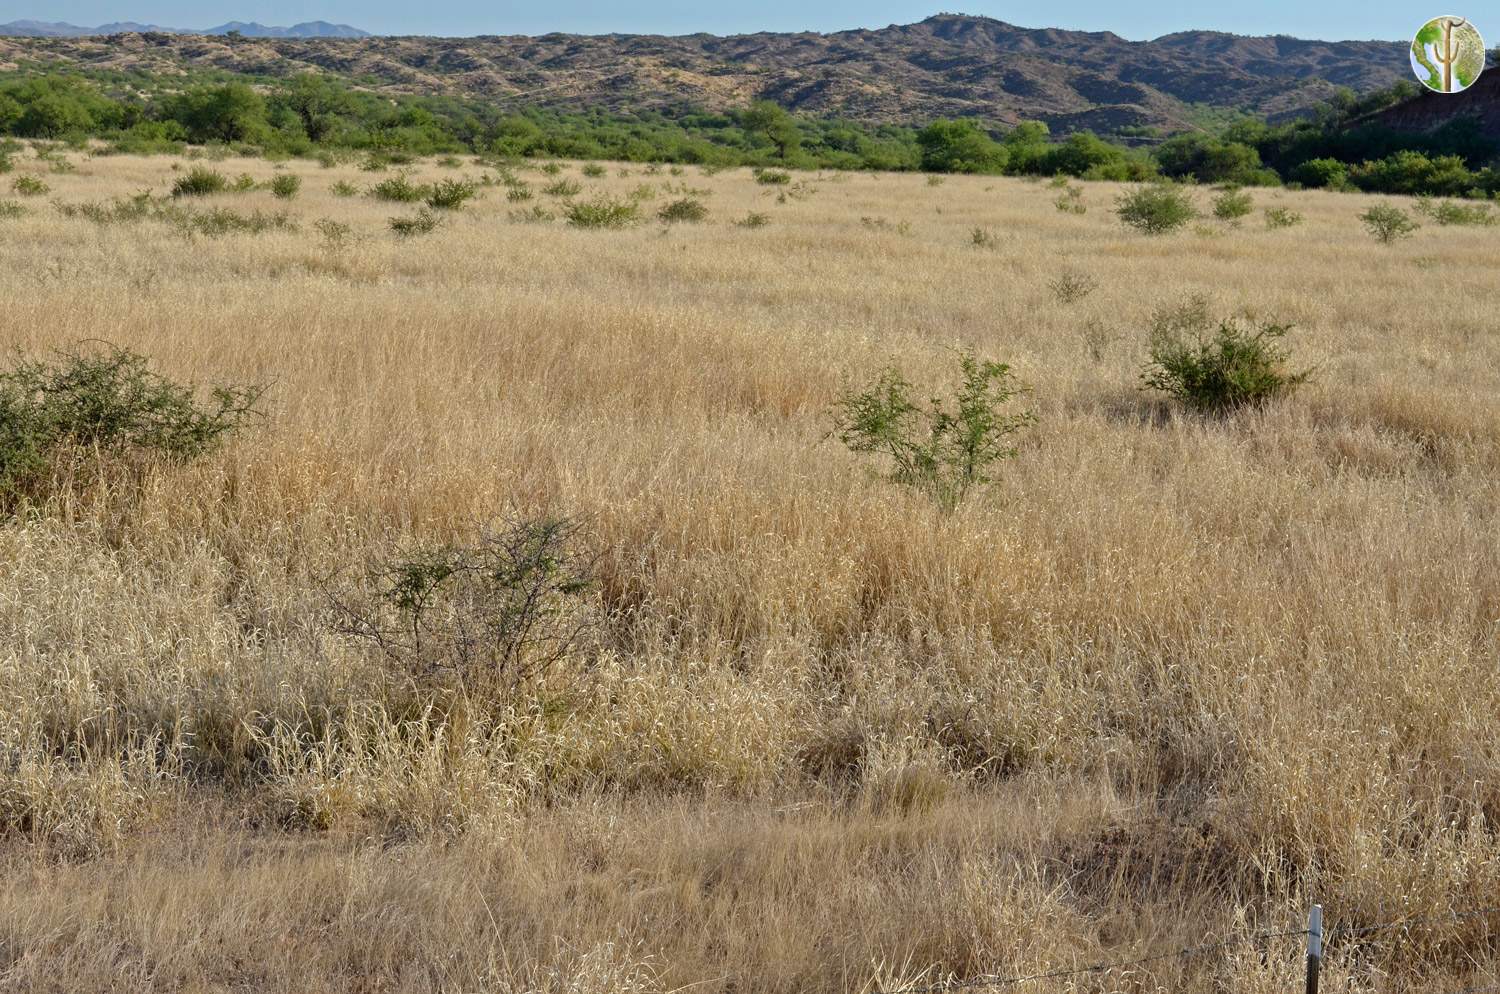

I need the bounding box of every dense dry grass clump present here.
[1,143,1499,993]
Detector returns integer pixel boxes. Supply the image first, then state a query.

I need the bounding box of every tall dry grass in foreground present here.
[0,145,1498,993]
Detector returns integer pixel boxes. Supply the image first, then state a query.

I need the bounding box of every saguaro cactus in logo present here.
[1410,15,1486,92]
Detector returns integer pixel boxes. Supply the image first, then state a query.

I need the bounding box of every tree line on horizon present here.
[3,69,1499,197]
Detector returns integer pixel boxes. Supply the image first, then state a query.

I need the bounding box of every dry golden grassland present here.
[0,145,1498,993]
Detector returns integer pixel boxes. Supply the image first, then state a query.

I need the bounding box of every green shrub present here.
[0,200,27,219]
[315,217,354,249]
[330,180,357,197]
[370,173,425,203]
[658,197,708,223]
[1424,199,1495,226]
[581,163,606,178]
[1047,269,1097,304]
[1360,204,1419,244]
[754,168,792,185]
[1263,206,1304,229]
[508,205,556,223]
[328,516,596,691]
[0,345,264,512]
[389,207,441,237]
[1115,183,1197,234]
[269,174,301,199]
[540,162,563,176]
[831,349,1035,511]
[1053,184,1086,214]
[1140,299,1313,412]
[171,166,229,197]
[10,175,47,196]
[231,172,257,192]
[1211,187,1253,221]
[506,185,533,202]
[564,195,640,229]
[177,207,297,237]
[425,177,477,210]
[543,178,583,198]
[735,211,771,228]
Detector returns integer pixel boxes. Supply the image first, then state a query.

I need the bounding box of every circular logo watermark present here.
[1410,15,1485,93]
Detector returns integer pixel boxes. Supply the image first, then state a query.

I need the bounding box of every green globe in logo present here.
[1410,15,1485,93]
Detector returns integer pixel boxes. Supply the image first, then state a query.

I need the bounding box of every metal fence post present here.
[1306,904,1323,994]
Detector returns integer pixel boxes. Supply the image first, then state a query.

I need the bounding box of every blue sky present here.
[6,1,1425,41]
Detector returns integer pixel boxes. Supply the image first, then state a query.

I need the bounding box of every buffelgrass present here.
[735,211,771,228]
[1115,182,1197,234]
[506,185,534,202]
[0,199,26,219]
[330,180,358,197]
[171,166,229,197]
[1054,184,1086,214]
[862,216,911,235]
[543,179,583,198]
[178,207,297,237]
[231,173,258,192]
[1360,204,1419,244]
[831,348,1035,511]
[970,227,999,249]
[754,168,792,185]
[11,175,48,197]
[0,344,264,513]
[1264,206,1303,229]
[269,174,302,200]
[565,196,640,229]
[314,218,355,250]
[1140,295,1314,412]
[389,208,441,237]
[581,163,607,178]
[658,198,708,223]
[508,205,556,223]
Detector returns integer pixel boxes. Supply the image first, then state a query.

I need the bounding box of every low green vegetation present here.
[564,195,640,229]
[831,349,1035,511]
[1139,296,1314,412]
[1115,183,1197,234]
[1360,203,1419,243]
[171,166,229,197]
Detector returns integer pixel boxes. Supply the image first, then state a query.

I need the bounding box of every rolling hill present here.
[0,13,1409,134]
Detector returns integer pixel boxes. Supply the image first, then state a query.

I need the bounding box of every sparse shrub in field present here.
[508,205,556,223]
[425,177,477,210]
[315,217,354,249]
[658,197,708,223]
[0,152,11,174]
[735,211,771,228]
[1211,187,1253,222]
[0,345,264,512]
[643,163,662,176]
[1047,268,1098,304]
[0,200,26,219]
[231,172,257,192]
[1082,318,1113,362]
[389,208,441,237]
[669,165,684,176]
[581,163,606,178]
[1360,204,1419,244]
[543,178,583,198]
[327,516,596,692]
[970,227,999,248]
[831,349,1036,511]
[269,174,301,199]
[627,184,657,202]
[330,180,358,197]
[1264,206,1303,229]
[177,207,297,237]
[755,168,792,185]
[862,216,910,235]
[437,155,462,168]
[1115,182,1197,234]
[1054,185,1086,213]
[564,195,640,229]
[1421,199,1496,226]
[171,166,229,197]
[506,185,534,202]
[1048,175,1070,189]
[370,173,425,203]
[927,175,946,186]
[1140,298,1313,413]
[540,162,563,175]
[11,175,48,196]
[315,150,338,168]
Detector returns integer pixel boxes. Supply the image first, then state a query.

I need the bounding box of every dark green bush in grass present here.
[425,177,477,210]
[369,173,425,203]
[1140,300,1314,413]
[564,195,640,229]
[171,166,228,197]
[831,349,1035,511]
[1115,182,1197,234]
[657,197,708,223]
[269,173,301,199]
[0,345,264,512]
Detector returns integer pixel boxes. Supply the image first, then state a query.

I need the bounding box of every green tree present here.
[915,119,1008,174]
[741,101,801,160]
[164,83,269,144]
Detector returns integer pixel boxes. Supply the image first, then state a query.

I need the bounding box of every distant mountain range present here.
[0,14,1411,134]
[0,19,368,38]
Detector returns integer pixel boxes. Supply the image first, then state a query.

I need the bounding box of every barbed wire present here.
[868,903,1500,994]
